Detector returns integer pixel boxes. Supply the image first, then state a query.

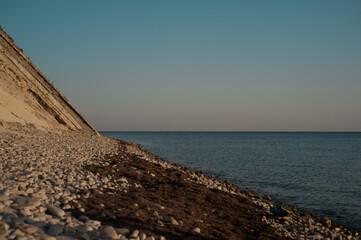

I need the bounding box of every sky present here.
[1,0,361,131]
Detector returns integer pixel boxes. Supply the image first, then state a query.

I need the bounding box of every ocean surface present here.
[101,131,361,230]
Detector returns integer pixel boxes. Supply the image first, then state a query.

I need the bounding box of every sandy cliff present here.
[0,26,97,133]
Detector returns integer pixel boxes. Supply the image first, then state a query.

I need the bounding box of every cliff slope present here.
[0,26,97,133]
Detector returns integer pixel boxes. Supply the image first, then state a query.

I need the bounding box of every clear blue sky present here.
[1,0,361,131]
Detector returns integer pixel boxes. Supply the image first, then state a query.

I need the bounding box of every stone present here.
[0,226,9,239]
[321,217,332,228]
[100,225,118,239]
[76,225,93,234]
[39,206,47,213]
[19,207,32,216]
[57,236,77,240]
[14,197,41,209]
[139,232,147,240]
[2,207,18,217]
[263,194,271,200]
[87,230,100,238]
[19,224,38,234]
[0,194,9,201]
[116,228,130,236]
[3,199,13,207]
[33,213,51,222]
[30,192,47,199]
[154,203,165,210]
[270,206,289,217]
[47,224,64,236]
[101,177,108,183]
[145,237,155,240]
[12,190,28,196]
[46,205,65,217]
[129,237,140,240]
[307,218,315,225]
[86,219,101,228]
[74,232,90,240]
[130,229,140,238]
[0,188,10,196]
[78,215,89,222]
[18,181,28,189]
[38,234,57,240]
[64,227,77,234]
[308,235,323,240]
[153,211,163,220]
[119,177,128,183]
[26,188,34,194]
[168,216,179,225]
[192,227,201,234]
[12,229,25,236]
[15,236,27,240]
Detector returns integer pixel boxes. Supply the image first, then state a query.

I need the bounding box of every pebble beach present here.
[0,123,360,240]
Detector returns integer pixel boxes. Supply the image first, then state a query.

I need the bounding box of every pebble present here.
[116,228,130,236]
[153,211,163,220]
[154,203,165,210]
[78,215,89,222]
[139,232,147,240]
[87,230,100,238]
[30,192,47,199]
[86,219,101,228]
[38,234,57,240]
[100,225,118,239]
[19,207,32,216]
[0,194,8,201]
[0,188,10,196]
[0,227,9,239]
[192,227,201,234]
[76,225,93,233]
[14,197,41,209]
[129,237,140,240]
[46,205,65,217]
[119,177,128,183]
[168,216,179,225]
[19,224,38,234]
[47,224,64,236]
[57,236,77,240]
[74,232,90,240]
[130,229,140,238]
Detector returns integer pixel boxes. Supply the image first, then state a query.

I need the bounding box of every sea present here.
[101,131,361,230]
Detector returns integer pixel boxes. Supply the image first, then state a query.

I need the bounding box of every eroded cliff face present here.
[0,27,97,133]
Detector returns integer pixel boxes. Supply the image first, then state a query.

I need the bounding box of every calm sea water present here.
[101,132,361,230]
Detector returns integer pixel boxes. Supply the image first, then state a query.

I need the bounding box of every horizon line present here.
[98,130,361,133]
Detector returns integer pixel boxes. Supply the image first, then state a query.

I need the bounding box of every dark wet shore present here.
[74,147,282,240]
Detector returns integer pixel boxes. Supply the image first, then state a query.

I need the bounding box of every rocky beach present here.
[0,22,360,240]
[1,123,360,240]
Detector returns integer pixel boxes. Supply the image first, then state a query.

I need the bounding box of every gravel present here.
[0,123,359,240]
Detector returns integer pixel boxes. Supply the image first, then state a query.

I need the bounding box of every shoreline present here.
[0,125,359,239]
[101,131,361,233]
[115,142,361,235]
